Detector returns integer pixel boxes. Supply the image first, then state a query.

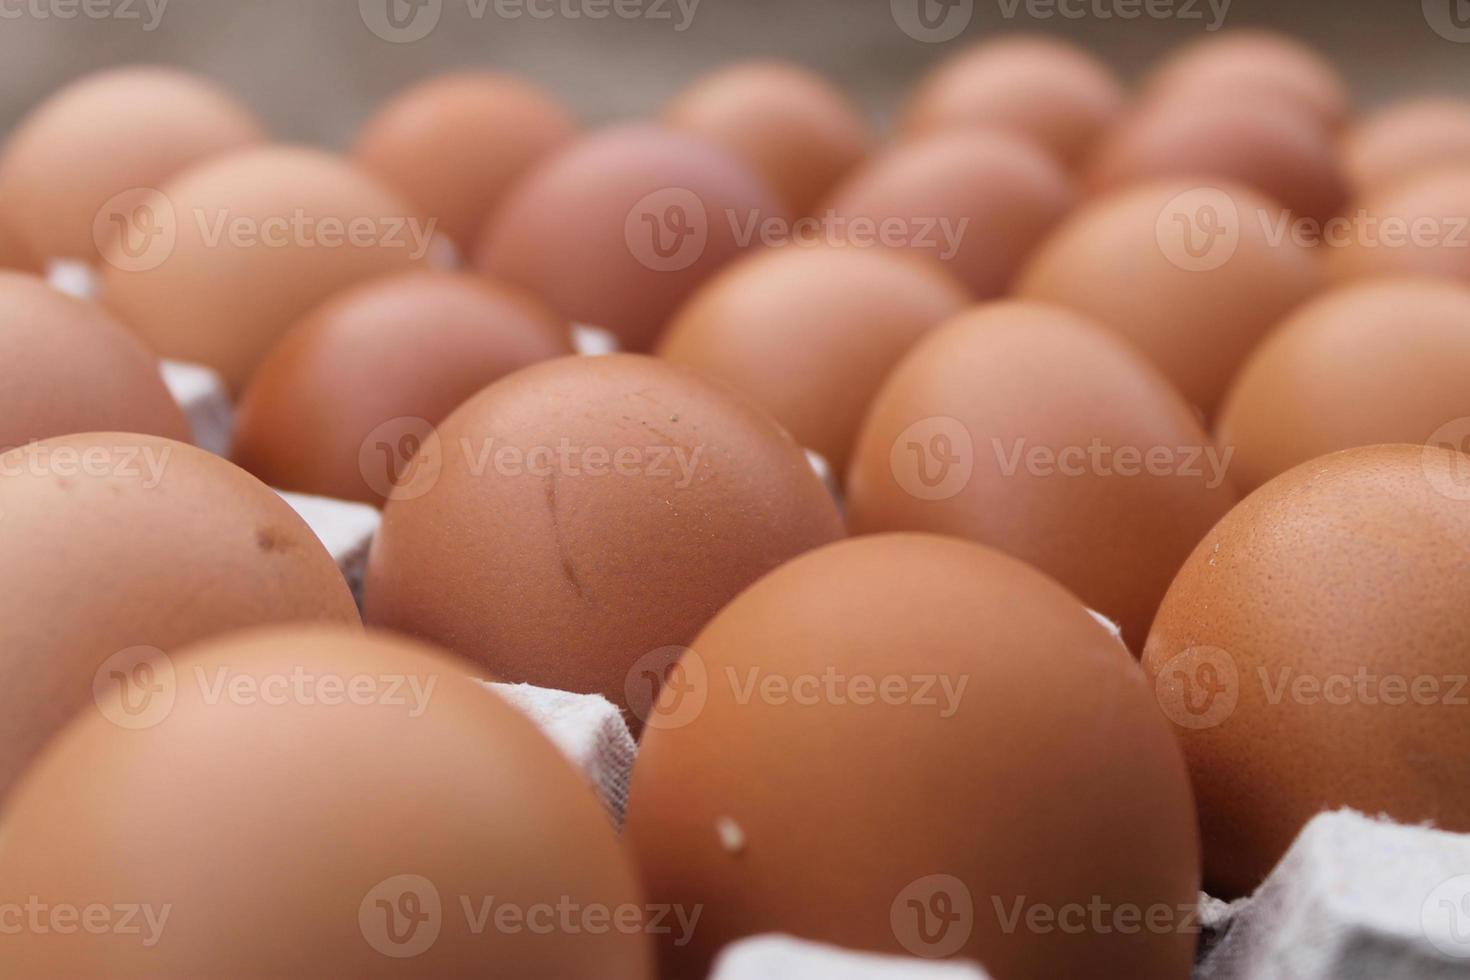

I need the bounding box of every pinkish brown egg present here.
[1327,168,1470,285]
[1015,180,1324,419]
[901,34,1126,168]
[0,66,264,263]
[0,432,359,803]
[1141,30,1350,130]
[1216,277,1470,492]
[1343,98,1470,193]
[99,147,429,393]
[232,271,571,504]
[0,626,653,978]
[1086,91,1348,223]
[1144,445,1470,896]
[362,354,844,720]
[657,246,970,477]
[823,129,1076,298]
[0,213,37,271]
[0,272,188,452]
[664,62,871,216]
[626,534,1199,979]
[846,301,1236,650]
[476,125,784,352]
[352,72,578,254]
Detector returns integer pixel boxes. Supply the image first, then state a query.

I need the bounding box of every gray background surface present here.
[0,1,1465,147]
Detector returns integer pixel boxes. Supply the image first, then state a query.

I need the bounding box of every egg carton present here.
[106,273,1470,979]
[1196,810,1470,979]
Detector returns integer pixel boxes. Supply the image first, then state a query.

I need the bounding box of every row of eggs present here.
[0,28,1468,979]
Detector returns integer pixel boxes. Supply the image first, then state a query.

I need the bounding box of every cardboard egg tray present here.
[49,256,1463,978]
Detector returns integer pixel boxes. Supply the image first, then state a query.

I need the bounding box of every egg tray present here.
[144,291,1469,980]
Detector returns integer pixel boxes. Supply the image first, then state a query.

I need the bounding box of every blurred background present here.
[0,0,1464,143]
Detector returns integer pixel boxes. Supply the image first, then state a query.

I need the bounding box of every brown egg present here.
[0,272,188,452]
[0,66,264,263]
[657,247,970,476]
[1217,278,1470,492]
[352,72,578,254]
[900,34,1126,168]
[1142,30,1350,130]
[1343,98,1470,193]
[1085,92,1348,222]
[625,534,1200,979]
[1327,168,1470,284]
[362,354,844,717]
[1015,180,1324,418]
[823,129,1075,298]
[0,432,358,802]
[663,62,871,216]
[232,271,571,504]
[846,302,1235,650]
[100,147,429,393]
[0,213,37,271]
[1143,445,1470,897]
[0,626,653,978]
[477,125,784,351]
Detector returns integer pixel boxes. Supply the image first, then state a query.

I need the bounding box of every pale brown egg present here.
[823,129,1076,298]
[900,34,1126,168]
[0,66,264,263]
[352,72,578,254]
[232,271,571,504]
[1343,98,1470,193]
[1327,168,1470,284]
[100,147,428,393]
[1143,445,1470,897]
[362,354,844,719]
[1142,30,1350,129]
[0,626,653,978]
[0,271,188,452]
[1217,278,1470,492]
[625,534,1200,979]
[0,432,358,802]
[476,125,784,351]
[1015,180,1324,419]
[846,301,1236,650]
[663,62,871,216]
[1086,91,1348,222]
[657,246,970,476]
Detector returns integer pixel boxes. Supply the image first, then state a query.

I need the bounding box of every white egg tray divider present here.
[128,269,1470,979]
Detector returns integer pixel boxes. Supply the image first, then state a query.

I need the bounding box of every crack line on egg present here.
[544,471,589,601]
